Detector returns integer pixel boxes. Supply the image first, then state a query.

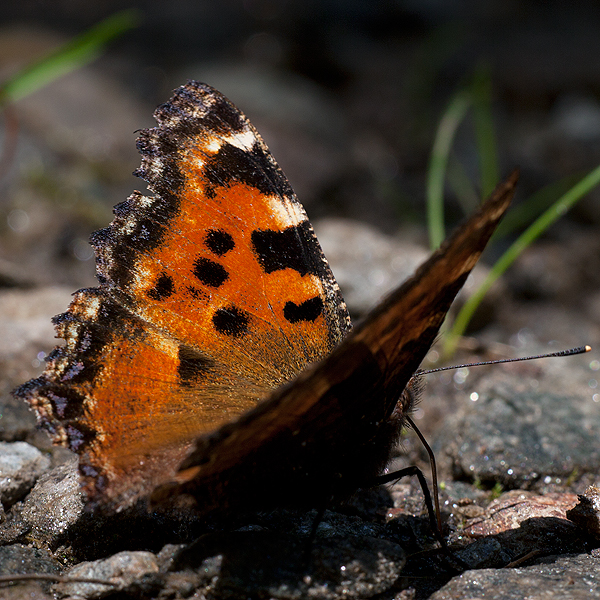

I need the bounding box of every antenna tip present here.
[585,345,592,352]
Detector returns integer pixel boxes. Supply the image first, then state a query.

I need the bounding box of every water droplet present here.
[453,368,469,385]
[7,209,30,232]
[73,238,94,261]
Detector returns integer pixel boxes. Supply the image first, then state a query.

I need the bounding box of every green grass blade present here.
[492,173,582,239]
[426,91,471,249]
[471,63,499,197]
[0,9,140,105]
[443,163,600,357]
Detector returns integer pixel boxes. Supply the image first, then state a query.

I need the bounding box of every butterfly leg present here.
[368,466,442,547]
[307,504,328,543]
[300,499,333,569]
[367,467,468,571]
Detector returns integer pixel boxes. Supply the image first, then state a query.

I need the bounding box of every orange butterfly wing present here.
[16,82,351,509]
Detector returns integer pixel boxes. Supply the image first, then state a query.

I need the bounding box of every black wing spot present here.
[212,306,250,338]
[193,258,229,288]
[203,142,293,198]
[147,273,174,301]
[205,229,235,256]
[251,222,317,276]
[178,345,214,387]
[283,297,324,323]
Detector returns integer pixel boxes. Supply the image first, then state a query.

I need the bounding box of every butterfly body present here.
[15,82,517,516]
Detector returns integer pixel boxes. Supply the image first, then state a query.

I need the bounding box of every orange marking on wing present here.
[127,174,330,384]
[15,82,353,511]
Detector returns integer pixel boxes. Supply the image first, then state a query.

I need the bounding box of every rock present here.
[0,287,74,442]
[48,530,405,600]
[316,218,428,315]
[552,93,600,142]
[315,218,503,321]
[453,537,508,570]
[20,458,83,546]
[463,490,579,538]
[0,396,36,444]
[56,551,160,599]
[453,491,585,568]
[0,288,73,362]
[430,553,600,599]
[435,382,600,488]
[0,441,50,506]
[506,230,600,303]
[0,543,61,599]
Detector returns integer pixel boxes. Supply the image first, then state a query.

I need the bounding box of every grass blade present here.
[0,9,140,105]
[492,173,582,239]
[443,163,600,357]
[426,91,471,249]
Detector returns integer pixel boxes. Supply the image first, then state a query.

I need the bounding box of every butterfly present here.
[15,81,517,516]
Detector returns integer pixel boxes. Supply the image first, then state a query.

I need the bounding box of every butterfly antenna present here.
[420,345,591,375]
[406,415,442,536]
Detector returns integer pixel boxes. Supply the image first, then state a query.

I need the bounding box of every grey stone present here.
[0,543,61,599]
[316,218,428,315]
[0,288,73,366]
[454,537,509,570]
[435,384,600,488]
[552,94,600,141]
[20,458,83,545]
[0,287,74,442]
[56,551,160,599]
[0,441,50,506]
[0,543,61,574]
[431,553,600,599]
[0,501,31,546]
